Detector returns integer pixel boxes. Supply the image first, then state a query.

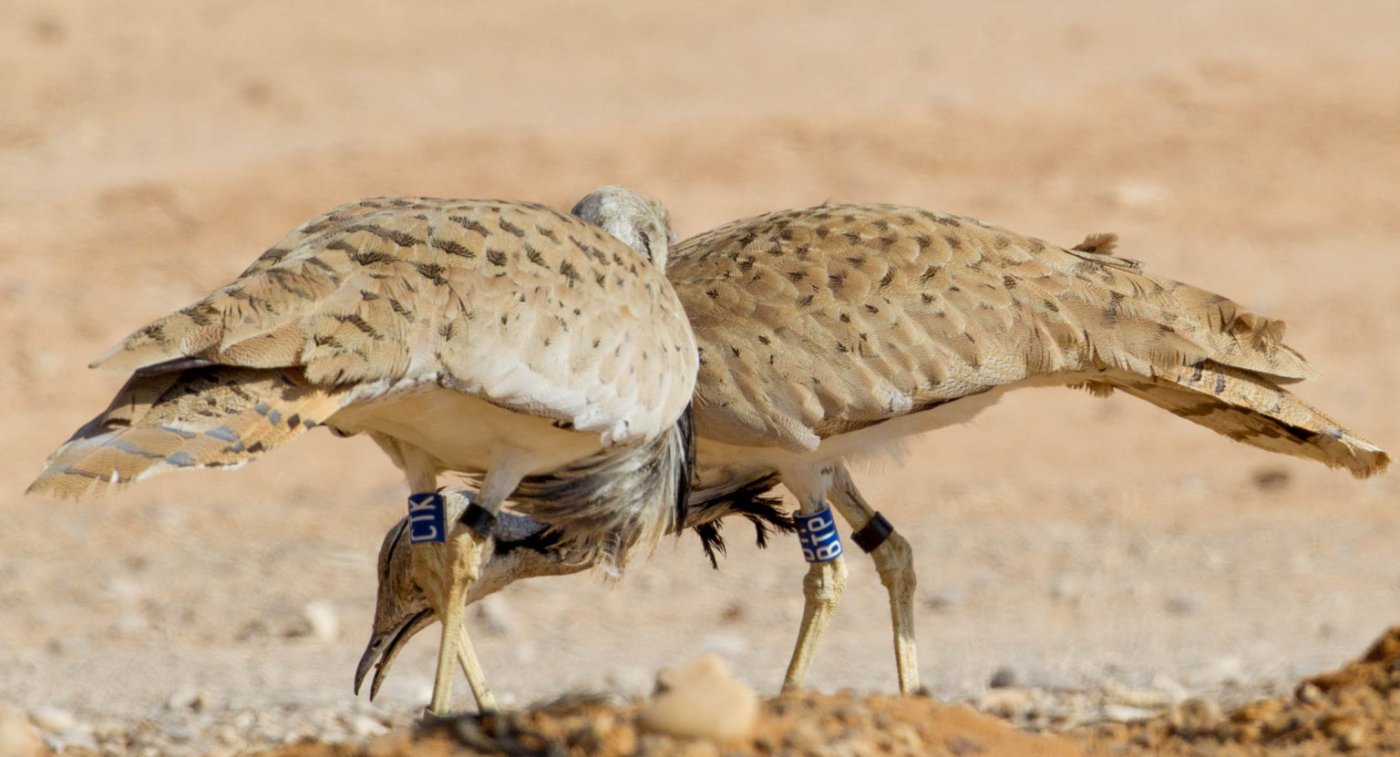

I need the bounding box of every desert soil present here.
[2,1,1397,755]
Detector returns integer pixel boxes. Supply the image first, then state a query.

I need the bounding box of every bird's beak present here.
[354,607,434,700]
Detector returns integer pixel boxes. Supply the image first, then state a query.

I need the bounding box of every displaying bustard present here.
[356,478,790,701]
[355,202,1390,699]
[27,186,699,716]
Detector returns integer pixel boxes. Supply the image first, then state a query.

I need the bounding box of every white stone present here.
[301,601,339,642]
[29,705,76,732]
[637,655,757,742]
[349,714,386,738]
[1102,704,1155,723]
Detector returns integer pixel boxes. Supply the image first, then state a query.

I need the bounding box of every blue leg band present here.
[796,507,844,563]
[407,492,446,544]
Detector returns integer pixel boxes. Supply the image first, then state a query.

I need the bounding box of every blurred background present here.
[2,0,1397,751]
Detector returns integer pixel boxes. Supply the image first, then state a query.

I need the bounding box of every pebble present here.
[978,688,1033,718]
[1103,682,1170,708]
[0,704,45,757]
[988,666,1019,688]
[1049,577,1081,603]
[1102,704,1155,723]
[699,632,749,655]
[1149,673,1190,705]
[922,590,960,611]
[302,601,340,641]
[1168,697,1223,733]
[349,714,387,738]
[1163,594,1200,615]
[29,705,76,732]
[166,686,206,712]
[637,654,758,742]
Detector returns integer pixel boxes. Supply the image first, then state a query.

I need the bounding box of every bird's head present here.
[571,186,677,269]
[353,490,590,700]
[354,478,792,700]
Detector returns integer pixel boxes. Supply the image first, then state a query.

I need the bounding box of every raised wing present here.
[94,197,697,444]
[668,204,1383,478]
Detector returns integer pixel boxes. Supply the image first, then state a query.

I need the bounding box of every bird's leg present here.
[417,456,528,715]
[403,490,496,714]
[456,621,497,711]
[386,438,502,717]
[781,465,848,692]
[424,516,479,715]
[830,464,919,694]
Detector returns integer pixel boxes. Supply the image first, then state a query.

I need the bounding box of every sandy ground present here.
[2,1,1398,754]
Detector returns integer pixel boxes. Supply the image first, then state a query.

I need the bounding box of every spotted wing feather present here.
[669,205,1385,476]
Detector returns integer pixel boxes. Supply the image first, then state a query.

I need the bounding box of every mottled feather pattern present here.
[28,367,345,498]
[92,197,697,444]
[32,194,700,526]
[506,405,695,570]
[668,204,1385,476]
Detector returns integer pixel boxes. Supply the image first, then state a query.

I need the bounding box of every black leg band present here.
[459,501,497,537]
[851,512,894,553]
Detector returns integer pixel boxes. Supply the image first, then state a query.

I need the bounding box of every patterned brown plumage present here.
[348,202,1388,704]
[31,195,696,499]
[672,205,1382,475]
[27,188,699,715]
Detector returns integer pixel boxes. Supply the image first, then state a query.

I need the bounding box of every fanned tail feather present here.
[1104,363,1388,478]
[28,367,346,499]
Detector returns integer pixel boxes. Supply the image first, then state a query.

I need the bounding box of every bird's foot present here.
[782,507,849,691]
[409,493,497,717]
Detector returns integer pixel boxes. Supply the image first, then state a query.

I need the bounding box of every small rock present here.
[1251,467,1291,492]
[1296,682,1323,703]
[1168,697,1223,733]
[1102,704,1155,723]
[1163,594,1200,615]
[106,577,143,599]
[166,686,205,712]
[699,632,749,655]
[1340,725,1368,751]
[29,706,76,733]
[92,719,126,743]
[349,715,386,738]
[50,730,97,751]
[117,614,151,635]
[922,590,960,611]
[213,724,241,746]
[979,688,1032,718]
[988,666,1019,688]
[1103,681,1171,708]
[301,602,339,641]
[1192,656,1244,686]
[637,654,758,742]
[1049,577,1080,603]
[0,704,45,757]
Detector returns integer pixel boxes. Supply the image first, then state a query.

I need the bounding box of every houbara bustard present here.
[356,478,790,701]
[355,202,1389,701]
[27,186,700,716]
